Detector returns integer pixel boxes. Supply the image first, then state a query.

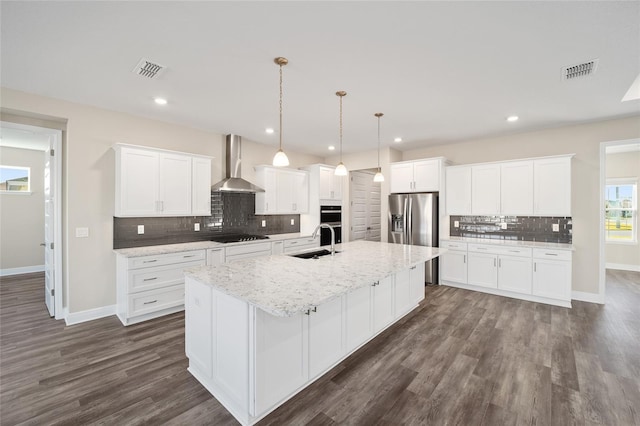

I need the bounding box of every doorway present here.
[0,122,63,319]
[349,170,381,242]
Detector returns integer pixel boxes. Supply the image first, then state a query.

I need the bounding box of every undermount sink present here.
[290,249,340,259]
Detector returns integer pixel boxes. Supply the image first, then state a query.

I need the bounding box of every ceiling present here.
[1,2,639,157]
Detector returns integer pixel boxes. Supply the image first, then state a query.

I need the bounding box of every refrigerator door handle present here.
[403,197,408,244]
[407,196,413,245]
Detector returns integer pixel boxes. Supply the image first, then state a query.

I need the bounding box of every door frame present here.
[598,137,640,305]
[1,121,64,319]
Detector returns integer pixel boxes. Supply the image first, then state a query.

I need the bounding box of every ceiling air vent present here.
[132,58,165,79]
[563,59,598,80]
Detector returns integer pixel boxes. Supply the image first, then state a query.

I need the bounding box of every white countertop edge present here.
[441,236,574,251]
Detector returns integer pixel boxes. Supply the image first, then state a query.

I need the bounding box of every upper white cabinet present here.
[445,166,472,215]
[471,164,501,215]
[255,166,309,215]
[390,159,441,193]
[114,144,212,217]
[445,155,572,216]
[318,166,343,201]
[534,157,571,216]
[500,160,534,215]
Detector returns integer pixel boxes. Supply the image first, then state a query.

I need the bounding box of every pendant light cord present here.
[279,63,283,151]
[377,115,381,168]
[339,94,343,163]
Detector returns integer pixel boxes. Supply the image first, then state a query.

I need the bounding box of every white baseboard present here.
[606,263,640,272]
[572,291,605,304]
[0,265,45,277]
[65,304,117,326]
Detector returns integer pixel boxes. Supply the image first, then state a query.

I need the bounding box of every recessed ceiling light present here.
[394,137,402,143]
[506,115,519,122]
[328,145,335,151]
[154,97,167,105]
[265,128,275,134]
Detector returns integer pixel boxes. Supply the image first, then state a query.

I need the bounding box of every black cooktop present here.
[210,234,270,244]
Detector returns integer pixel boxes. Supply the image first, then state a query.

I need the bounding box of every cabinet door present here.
[467,252,498,288]
[532,259,571,301]
[117,147,159,216]
[309,297,344,379]
[207,248,225,266]
[394,269,413,316]
[497,255,532,294]
[413,160,440,192]
[372,276,394,333]
[345,285,372,353]
[255,310,308,415]
[534,157,571,216]
[332,174,343,200]
[271,241,284,255]
[500,161,533,215]
[445,167,472,215]
[292,171,309,213]
[471,164,500,215]
[390,163,414,193]
[185,279,213,378]
[410,262,426,304]
[441,251,467,284]
[319,166,334,199]
[192,157,212,216]
[276,170,294,213]
[255,168,278,214]
[159,152,192,215]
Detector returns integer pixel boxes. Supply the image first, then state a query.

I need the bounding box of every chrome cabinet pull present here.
[143,277,157,281]
[143,300,158,305]
[534,262,537,272]
[183,255,196,258]
[545,253,558,256]
[143,260,158,263]
[410,266,416,270]
[494,258,496,267]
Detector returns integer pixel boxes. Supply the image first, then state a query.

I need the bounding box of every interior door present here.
[349,170,381,242]
[44,138,55,317]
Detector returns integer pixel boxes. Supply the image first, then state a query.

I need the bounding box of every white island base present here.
[185,262,426,426]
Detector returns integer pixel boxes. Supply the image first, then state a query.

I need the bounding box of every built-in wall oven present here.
[319,205,342,246]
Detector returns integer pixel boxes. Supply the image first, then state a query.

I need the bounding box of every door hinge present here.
[50,149,55,156]
[50,242,54,250]
[51,289,55,296]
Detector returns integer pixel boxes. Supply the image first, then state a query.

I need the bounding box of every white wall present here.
[0,146,45,272]
[606,150,640,270]
[401,115,640,295]
[0,87,322,314]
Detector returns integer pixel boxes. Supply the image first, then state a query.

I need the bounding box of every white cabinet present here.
[318,166,343,200]
[410,262,426,305]
[271,240,284,255]
[283,237,319,254]
[467,251,498,289]
[534,157,572,216]
[390,159,441,193]
[206,247,225,266]
[116,249,205,325]
[471,164,501,215]
[192,157,212,216]
[500,160,533,215]
[532,249,572,301]
[345,284,372,353]
[225,242,272,263]
[114,144,212,217]
[372,275,394,333]
[445,166,472,215]
[255,166,309,214]
[440,241,468,284]
[308,296,345,378]
[498,254,532,294]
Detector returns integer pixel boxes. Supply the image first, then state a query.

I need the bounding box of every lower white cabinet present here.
[283,237,319,254]
[467,252,498,289]
[224,242,272,263]
[440,241,468,284]
[185,262,425,425]
[116,249,205,326]
[532,249,572,301]
[207,247,225,266]
[498,255,532,294]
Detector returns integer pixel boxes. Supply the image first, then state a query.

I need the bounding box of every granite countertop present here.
[184,240,445,317]
[114,232,313,258]
[441,236,574,251]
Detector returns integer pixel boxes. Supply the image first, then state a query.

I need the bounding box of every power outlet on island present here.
[552,223,560,232]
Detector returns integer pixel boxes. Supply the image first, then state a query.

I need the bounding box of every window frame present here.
[0,165,32,194]
[605,177,637,244]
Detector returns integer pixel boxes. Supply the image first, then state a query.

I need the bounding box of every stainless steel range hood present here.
[211,134,265,193]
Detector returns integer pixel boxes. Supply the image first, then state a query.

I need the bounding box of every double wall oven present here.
[319,205,342,246]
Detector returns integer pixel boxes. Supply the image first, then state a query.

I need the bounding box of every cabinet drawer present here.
[533,249,572,261]
[497,247,532,258]
[284,238,317,249]
[225,242,272,257]
[128,284,184,317]
[440,241,467,251]
[468,244,499,255]
[128,260,204,293]
[128,250,205,269]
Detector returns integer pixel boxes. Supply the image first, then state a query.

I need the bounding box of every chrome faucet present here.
[312,223,336,256]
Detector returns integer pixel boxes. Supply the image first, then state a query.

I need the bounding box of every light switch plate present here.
[291,219,295,225]
[194,223,200,231]
[552,223,560,232]
[454,221,459,228]
[137,225,144,235]
[262,220,266,227]
[75,227,89,238]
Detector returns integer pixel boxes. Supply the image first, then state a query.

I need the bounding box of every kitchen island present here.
[184,240,444,426]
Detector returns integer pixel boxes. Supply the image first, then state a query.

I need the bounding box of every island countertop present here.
[184,240,445,317]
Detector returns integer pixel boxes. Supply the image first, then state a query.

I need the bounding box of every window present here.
[605,179,637,243]
[0,165,31,193]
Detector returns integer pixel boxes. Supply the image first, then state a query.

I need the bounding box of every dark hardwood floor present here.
[1,270,639,425]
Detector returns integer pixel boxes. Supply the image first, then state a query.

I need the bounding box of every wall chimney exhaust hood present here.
[211,134,265,193]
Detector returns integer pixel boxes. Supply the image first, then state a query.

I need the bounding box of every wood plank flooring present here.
[1,270,639,425]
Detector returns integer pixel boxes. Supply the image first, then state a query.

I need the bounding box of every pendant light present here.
[373,113,385,182]
[272,57,290,167]
[334,91,348,176]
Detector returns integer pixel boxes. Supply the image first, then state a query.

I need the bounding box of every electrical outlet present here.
[500,222,507,230]
[262,220,266,227]
[552,223,560,232]
[291,219,295,225]
[75,227,89,238]
[454,221,459,228]
[194,223,200,231]
[137,225,144,235]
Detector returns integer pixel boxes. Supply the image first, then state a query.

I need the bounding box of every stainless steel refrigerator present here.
[388,193,439,284]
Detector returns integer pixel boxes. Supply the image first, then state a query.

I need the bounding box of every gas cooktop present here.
[210,234,270,244]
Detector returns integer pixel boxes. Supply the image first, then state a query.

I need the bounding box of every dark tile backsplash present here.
[450,215,572,244]
[114,192,300,249]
